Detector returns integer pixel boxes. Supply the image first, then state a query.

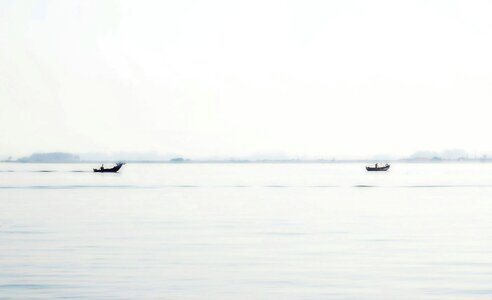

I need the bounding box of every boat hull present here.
[366,165,390,171]
[93,164,123,173]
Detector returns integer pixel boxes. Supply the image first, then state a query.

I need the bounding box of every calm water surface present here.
[0,163,491,299]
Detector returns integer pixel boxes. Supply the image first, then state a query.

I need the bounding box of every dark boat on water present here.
[366,164,390,171]
[93,162,125,173]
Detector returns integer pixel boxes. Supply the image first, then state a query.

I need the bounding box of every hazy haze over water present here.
[2,0,492,158]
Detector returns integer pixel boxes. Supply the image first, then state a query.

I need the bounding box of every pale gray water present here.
[0,163,491,299]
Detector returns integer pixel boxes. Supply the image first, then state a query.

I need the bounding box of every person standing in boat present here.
[375,163,378,168]
[100,164,104,171]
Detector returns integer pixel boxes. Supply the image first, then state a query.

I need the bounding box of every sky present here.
[1,0,492,159]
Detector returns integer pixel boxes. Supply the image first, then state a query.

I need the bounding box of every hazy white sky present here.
[1,0,492,159]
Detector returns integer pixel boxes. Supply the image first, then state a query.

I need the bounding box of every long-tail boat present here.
[93,162,125,173]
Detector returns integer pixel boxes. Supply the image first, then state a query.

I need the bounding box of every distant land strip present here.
[1,151,490,163]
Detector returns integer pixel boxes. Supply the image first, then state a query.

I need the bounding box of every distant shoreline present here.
[2,159,491,164]
[3,151,486,164]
